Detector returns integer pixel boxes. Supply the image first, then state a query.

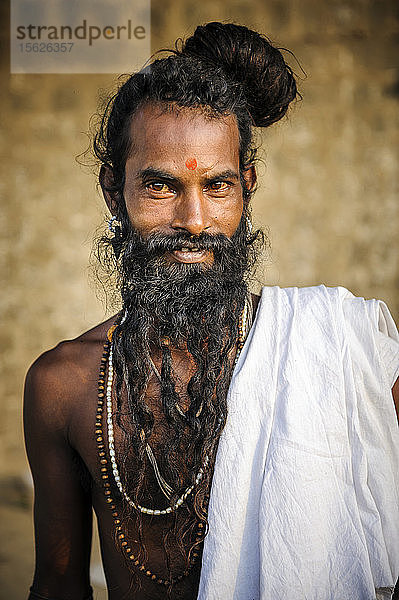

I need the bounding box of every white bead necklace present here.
[106,294,253,516]
[106,349,210,515]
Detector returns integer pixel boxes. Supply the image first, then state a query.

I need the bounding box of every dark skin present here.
[25,105,257,600]
[25,104,399,600]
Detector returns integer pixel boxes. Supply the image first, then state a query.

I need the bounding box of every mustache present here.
[134,230,234,256]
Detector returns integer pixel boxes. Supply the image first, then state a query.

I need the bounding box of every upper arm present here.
[24,351,93,598]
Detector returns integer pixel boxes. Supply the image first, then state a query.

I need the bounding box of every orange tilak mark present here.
[185,158,197,170]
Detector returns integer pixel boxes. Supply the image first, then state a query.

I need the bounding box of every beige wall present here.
[1,0,398,479]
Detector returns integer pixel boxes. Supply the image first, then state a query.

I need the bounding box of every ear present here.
[241,164,257,196]
[99,165,119,215]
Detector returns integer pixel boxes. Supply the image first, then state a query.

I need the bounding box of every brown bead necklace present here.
[95,337,206,587]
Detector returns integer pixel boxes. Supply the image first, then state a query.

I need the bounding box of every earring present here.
[108,216,123,259]
[246,215,253,235]
[108,215,121,233]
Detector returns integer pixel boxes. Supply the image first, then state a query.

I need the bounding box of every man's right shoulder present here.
[24,315,119,427]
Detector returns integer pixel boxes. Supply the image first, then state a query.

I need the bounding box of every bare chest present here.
[70,358,207,599]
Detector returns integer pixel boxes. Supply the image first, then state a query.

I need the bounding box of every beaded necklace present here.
[96,338,206,586]
[106,346,210,514]
[95,294,253,586]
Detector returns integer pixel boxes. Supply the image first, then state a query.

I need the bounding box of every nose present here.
[171,189,212,236]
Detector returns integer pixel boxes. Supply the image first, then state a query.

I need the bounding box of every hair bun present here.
[181,22,298,127]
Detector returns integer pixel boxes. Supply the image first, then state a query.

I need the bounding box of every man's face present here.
[122,103,248,266]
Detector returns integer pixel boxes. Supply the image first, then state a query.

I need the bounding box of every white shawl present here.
[198,286,399,600]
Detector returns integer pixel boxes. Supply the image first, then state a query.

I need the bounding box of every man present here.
[24,22,399,600]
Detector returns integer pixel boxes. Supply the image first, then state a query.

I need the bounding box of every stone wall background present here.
[0,0,398,596]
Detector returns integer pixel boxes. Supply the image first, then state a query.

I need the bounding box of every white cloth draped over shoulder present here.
[197,286,399,600]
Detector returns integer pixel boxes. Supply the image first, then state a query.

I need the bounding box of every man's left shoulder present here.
[258,284,398,350]
[259,284,392,319]
[259,284,352,316]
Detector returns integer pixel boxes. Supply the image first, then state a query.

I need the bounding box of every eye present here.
[206,180,232,195]
[146,181,175,197]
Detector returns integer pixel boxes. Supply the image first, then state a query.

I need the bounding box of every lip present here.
[168,249,212,264]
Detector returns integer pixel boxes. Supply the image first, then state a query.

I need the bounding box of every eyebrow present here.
[137,167,240,183]
[137,167,177,182]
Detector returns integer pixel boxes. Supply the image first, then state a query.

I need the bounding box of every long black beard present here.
[107,211,261,577]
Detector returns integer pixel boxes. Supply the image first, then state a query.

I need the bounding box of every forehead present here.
[126,103,240,171]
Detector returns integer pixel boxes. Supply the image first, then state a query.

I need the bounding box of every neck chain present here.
[106,347,210,514]
[95,339,206,586]
[148,355,204,418]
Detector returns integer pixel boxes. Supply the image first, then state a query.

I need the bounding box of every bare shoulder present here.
[24,314,119,432]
